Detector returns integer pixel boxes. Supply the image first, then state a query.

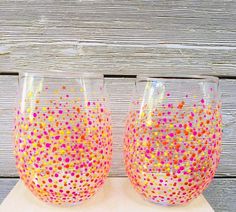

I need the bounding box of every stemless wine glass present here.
[14,71,112,206]
[124,75,222,205]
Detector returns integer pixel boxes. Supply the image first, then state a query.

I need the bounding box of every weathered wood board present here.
[1,0,236,46]
[1,44,236,76]
[0,0,236,76]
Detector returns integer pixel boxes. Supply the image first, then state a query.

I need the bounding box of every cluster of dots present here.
[124,94,222,205]
[14,85,112,205]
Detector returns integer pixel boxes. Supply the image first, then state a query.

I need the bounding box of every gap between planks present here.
[1,73,236,80]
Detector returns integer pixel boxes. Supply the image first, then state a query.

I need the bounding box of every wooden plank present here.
[0,76,236,177]
[0,0,236,75]
[1,0,235,45]
[0,178,235,212]
[0,43,236,76]
[0,178,18,204]
[203,178,236,212]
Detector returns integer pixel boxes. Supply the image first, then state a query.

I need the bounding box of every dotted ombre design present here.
[124,77,222,205]
[14,75,112,205]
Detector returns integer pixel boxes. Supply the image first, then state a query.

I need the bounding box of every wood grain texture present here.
[203,178,236,212]
[1,43,236,76]
[0,178,235,212]
[0,178,18,204]
[1,0,236,45]
[0,76,236,177]
[0,0,236,75]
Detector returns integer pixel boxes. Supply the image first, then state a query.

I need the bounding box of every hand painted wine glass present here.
[124,75,222,205]
[14,72,112,206]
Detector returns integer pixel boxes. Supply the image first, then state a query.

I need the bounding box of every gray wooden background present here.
[0,0,236,211]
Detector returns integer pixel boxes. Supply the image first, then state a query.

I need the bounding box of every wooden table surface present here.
[0,1,236,211]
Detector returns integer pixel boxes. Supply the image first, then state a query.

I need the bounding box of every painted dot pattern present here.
[124,92,222,205]
[14,83,112,205]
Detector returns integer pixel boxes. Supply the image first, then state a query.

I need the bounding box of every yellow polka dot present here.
[102,133,107,138]
[153,132,158,136]
[140,112,145,117]
[186,126,190,132]
[28,91,33,97]
[174,165,179,169]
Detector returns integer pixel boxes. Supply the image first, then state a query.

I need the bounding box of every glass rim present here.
[19,71,103,79]
[136,74,219,83]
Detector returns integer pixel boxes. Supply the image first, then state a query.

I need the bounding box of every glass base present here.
[144,196,193,207]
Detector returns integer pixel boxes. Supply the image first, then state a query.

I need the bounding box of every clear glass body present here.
[14,72,112,206]
[124,75,222,205]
